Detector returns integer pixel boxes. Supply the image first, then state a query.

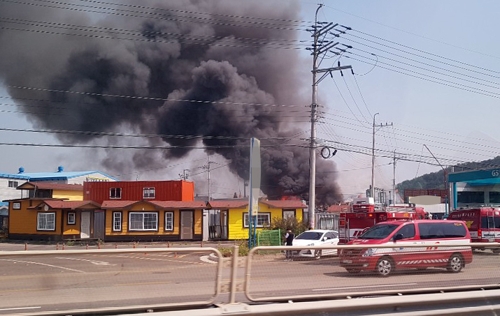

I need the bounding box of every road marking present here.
[56,257,115,266]
[118,281,170,287]
[200,255,217,264]
[0,306,41,311]
[0,288,50,294]
[0,258,85,273]
[312,283,418,291]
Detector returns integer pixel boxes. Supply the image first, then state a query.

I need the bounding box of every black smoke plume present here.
[0,0,343,205]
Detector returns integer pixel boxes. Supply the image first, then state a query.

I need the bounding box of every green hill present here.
[396,156,500,191]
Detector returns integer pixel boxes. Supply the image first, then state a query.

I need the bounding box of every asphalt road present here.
[0,246,499,315]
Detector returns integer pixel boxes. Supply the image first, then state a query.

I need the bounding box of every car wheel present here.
[376,257,394,277]
[492,248,500,254]
[346,268,361,274]
[314,250,322,259]
[447,254,463,273]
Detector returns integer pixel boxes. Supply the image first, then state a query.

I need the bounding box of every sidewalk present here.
[0,238,242,251]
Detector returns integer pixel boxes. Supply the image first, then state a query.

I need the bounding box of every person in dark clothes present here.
[285,228,295,261]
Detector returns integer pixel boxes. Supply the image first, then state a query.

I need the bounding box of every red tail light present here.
[478,229,482,238]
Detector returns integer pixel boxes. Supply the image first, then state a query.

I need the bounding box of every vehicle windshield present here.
[359,224,400,239]
[295,231,324,240]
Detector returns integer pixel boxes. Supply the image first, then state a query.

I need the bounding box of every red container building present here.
[83,180,195,203]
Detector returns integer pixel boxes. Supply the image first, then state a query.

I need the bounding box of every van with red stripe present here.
[448,207,500,253]
[339,220,473,276]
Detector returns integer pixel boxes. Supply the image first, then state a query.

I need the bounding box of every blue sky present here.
[296,0,500,197]
[0,0,499,200]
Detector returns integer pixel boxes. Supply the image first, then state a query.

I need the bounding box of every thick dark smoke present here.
[0,0,343,205]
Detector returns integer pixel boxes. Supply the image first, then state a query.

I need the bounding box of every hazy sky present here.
[0,0,499,200]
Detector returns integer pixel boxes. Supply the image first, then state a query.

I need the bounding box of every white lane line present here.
[56,257,116,266]
[0,306,41,311]
[0,258,85,273]
[312,283,418,291]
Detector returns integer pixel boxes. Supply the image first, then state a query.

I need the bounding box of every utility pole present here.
[179,169,189,180]
[392,150,396,205]
[207,155,211,201]
[371,113,393,201]
[307,4,351,229]
[423,144,449,216]
[202,155,214,201]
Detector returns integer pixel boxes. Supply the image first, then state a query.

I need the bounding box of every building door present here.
[94,211,105,240]
[80,211,91,239]
[202,210,209,241]
[180,211,193,240]
[220,210,228,240]
[208,209,228,240]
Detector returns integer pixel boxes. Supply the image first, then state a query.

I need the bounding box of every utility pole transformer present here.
[308,4,351,229]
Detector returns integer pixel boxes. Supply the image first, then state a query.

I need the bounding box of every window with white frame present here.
[110,187,122,199]
[67,212,76,225]
[113,212,122,232]
[143,187,155,199]
[12,202,21,210]
[37,212,55,231]
[129,212,158,231]
[165,212,174,231]
[243,212,270,228]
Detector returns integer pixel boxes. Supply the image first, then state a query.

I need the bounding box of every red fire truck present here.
[338,198,426,244]
[448,207,500,253]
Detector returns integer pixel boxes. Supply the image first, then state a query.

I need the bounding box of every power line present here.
[0,0,308,31]
[5,84,307,107]
[347,28,500,75]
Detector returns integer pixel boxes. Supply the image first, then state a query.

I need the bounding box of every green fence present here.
[257,229,282,246]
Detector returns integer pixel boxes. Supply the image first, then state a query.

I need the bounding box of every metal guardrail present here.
[0,247,224,316]
[116,289,500,315]
[244,243,500,302]
[1,242,500,315]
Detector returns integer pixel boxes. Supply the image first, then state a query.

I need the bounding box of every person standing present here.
[285,228,295,261]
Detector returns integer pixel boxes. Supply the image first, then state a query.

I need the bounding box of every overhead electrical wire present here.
[2,1,499,176]
[5,84,306,108]
[0,0,308,31]
[342,47,500,90]
[348,28,500,75]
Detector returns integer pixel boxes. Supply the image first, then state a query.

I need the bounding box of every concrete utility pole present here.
[179,169,189,180]
[392,150,396,204]
[423,144,449,215]
[307,4,351,229]
[202,155,214,201]
[371,113,393,200]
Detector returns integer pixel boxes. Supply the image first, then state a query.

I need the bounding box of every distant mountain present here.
[396,156,500,191]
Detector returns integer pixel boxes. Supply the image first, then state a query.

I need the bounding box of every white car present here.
[291,229,339,259]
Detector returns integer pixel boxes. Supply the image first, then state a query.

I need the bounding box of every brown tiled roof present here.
[101,200,137,209]
[17,181,83,191]
[327,204,350,213]
[28,200,100,210]
[207,200,249,209]
[150,201,207,209]
[260,200,307,209]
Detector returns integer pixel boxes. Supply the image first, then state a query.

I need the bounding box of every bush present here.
[267,217,308,238]
[217,240,249,257]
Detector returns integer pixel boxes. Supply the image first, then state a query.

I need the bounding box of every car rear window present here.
[481,217,500,229]
[418,222,467,239]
